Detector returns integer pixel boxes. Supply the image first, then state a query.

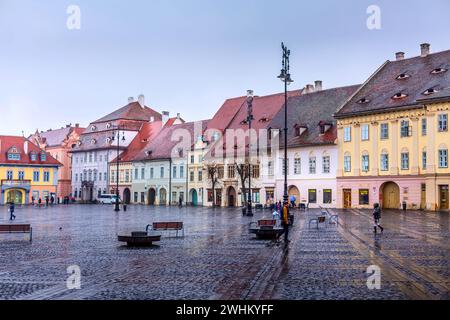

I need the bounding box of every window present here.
[141,192,145,203]
[309,157,316,174]
[150,168,154,179]
[438,114,448,132]
[252,165,260,178]
[180,166,184,179]
[344,154,351,172]
[381,153,389,171]
[88,170,92,181]
[401,152,409,170]
[361,124,369,141]
[88,153,92,162]
[134,168,139,180]
[7,153,21,160]
[31,153,37,161]
[99,172,102,181]
[207,190,214,202]
[43,171,50,182]
[344,127,351,142]
[308,189,317,204]
[252,190,260,203]
[198,170,202,182]
[422,118,427,136]
[439,149,448,168]
[18,171,25,180]
[190,155,195,164]
[380,123,389,139]
[104,172,107,181]
[218,166,224,179]
[294,158,301,175]
[6,170,13,180]
[422,151,427,170]
[323,189,332,204]
[75,173,78,182]
[322,156,330,174]
[160,167,164,178]
[359,189,369,205]
[227,165,235,178]
[93,171,97,181]
[362,155,369,172]
[190,171,195,182]
[400,120,411,137]
[33,171,40,182]
[141,168,145,180]
[268,161,274,176]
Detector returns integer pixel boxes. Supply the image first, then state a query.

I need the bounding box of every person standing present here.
[373,203,384,234]
[9,202,16,220]
[38,198,42,207]
[45,196,49,207]
[178,195,183,207]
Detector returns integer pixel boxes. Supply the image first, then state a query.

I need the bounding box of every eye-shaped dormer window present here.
[431,68,448,75]
[392,92,408,100]
[396,73,410,80]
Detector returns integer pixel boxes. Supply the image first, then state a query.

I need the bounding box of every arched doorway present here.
[6,189,24,204]
[190,189,198,206]
[288,186,300,205]
[227,186,236,207]
[123,188,131,204]
[148,188,156,205]
[381,182,400,209]
[159,188,167,206]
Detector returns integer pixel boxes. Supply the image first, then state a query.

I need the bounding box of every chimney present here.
[75,123,79,128]
[24,140,29,155]
[314,80,323,92]
[150,116,155,123]
[138,94,145,108]
[395,52,405,61]
[128,97,135,104]
[177,113,181,119]
[421,43,430,57]
[162,111,170,125]
[305,84,314,94]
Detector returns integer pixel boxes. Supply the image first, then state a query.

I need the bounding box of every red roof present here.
[110,121,163,163]
[0,135,62,166]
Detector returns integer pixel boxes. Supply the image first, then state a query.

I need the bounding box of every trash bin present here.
[402,202,407,211]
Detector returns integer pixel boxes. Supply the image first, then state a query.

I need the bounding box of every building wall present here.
[131,160,170,205]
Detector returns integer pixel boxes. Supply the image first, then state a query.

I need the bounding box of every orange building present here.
[29,124,84,200]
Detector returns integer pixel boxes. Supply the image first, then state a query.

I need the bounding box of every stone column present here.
[353,123,360,176]
[371,122,379,176]
[390,120,399,175]
[411,118,420,174]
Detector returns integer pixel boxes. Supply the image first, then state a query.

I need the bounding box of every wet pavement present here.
[0,205,448,300]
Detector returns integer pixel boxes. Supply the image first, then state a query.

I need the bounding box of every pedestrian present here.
[277,202,290,243]
[31,196,35,206]
[45,196,49,207]
[178,195,183,207]
[51,196,55,205]
[38,198,42,207]
[373,203,384,234]
[9,202,16,220]
[290,194,296,208]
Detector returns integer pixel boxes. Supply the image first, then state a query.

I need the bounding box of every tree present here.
[235,161,250,206]
[207,163,219,207]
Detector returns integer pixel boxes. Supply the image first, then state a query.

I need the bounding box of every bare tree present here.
[207,164,219,207]
[235,161,250,205]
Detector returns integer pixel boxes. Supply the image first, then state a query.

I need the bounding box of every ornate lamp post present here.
[111,125,126,212]
[277,43,293,205]
[246,90,254,217]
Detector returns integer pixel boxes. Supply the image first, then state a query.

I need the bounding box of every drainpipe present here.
[186,153,189,206]
[169,158,172,206]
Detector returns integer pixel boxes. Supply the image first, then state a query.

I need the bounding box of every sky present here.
[1,0,450,136]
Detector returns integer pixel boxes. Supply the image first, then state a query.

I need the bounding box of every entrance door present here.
[123,188,131,204]
[191,189,198,206]
[382,182,400,209]
[439,185,449,210]
[421,184,426,210]
[227,187,236,207]
[148,189,156,205]
[343,189,352,208]
[7,190,23,204]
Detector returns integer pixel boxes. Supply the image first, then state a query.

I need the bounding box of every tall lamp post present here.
[277,43,293,205]
[111,125,125,212]
[246,90,254,217]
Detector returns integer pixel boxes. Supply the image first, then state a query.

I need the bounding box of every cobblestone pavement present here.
[0,205,448,300]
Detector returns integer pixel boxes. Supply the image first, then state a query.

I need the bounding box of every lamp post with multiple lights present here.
[246,90,254,217]
[111,125,126,212]
[277,42,293,205]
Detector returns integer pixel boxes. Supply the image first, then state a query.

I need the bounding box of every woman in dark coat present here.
[373,203,384,234]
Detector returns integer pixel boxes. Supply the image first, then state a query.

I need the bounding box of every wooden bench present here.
[249,220,283,239]
[146,222,185,237]
[0,224,32,241]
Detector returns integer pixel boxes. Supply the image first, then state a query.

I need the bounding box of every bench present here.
[249,220,283,239]
[308,216,327,229]
[146,222,185,237]
[0,224,32,241]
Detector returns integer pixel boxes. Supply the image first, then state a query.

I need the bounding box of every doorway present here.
[227,186,236,207]
[148,188,156,205]
[439,185,449,210]
[381,182,400,209]
[6,189,24,204]
[123,188,131,204]
[343,189,352,208]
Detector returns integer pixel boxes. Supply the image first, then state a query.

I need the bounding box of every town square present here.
[0,0,449,304]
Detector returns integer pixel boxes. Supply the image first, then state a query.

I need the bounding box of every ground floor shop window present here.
[359,189,369,205]
[207,189,214,202]
[252,190,260,203]
[323,189,332,204]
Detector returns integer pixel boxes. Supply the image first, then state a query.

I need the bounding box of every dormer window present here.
[40,152,47,161]
[91,125,97,131]
[319,122,332,135]
[423,88,438,96]
[259,117,269,123]
[91,139,97,145]
[7,147,21,160]
[240,119,248,125]
[77,140,82,146]
[146,150,152,157]
[396,73,410,80]
[106,138,111,144]
[357,97,370,104]
[30,152,37,161]
[431,68,448,74]
[294,124,307,137]
[392,92,408,100]
[177,148,184,157]
[106,123,112,129]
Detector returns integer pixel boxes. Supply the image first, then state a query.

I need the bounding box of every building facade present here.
[0,136,61,205]
[335,44,450,211]
[29,124,84,201]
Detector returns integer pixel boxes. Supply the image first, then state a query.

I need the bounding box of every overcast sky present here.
[1,0,450,136]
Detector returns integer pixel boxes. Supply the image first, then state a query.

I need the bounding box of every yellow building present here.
[335,44,450,211]
[0,136,61,205]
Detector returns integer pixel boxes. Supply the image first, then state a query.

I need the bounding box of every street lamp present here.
[111,125,126,212]
[246,89,254,217]
[278,42,293,206]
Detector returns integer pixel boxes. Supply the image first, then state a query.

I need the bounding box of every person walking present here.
[38,198,42,207]
[9,202,16,220]
[178,195,183,208]
[277,202,290,244]
[373,203,384,234]
[45,196,49,207]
